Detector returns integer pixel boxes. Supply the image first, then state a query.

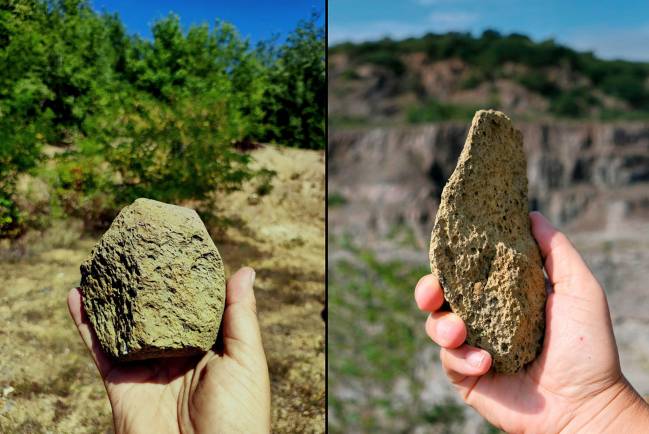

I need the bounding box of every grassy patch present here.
[407,99,482,123]
[386,222,420,248]
[327,193,347,207]
[424,398,465,427]
[328,237,436,432]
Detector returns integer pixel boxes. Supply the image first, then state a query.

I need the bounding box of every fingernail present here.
[467,350,485,368]
[248,268,256,286]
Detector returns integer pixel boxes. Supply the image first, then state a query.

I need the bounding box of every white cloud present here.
[328,11,478,45]
[561,25,649,62]
[329,21,433,44]
[428,11,477,30]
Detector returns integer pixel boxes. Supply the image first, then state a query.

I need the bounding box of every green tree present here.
[261,13,325,149]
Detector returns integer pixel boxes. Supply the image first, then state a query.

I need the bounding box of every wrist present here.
[564,378,649,433]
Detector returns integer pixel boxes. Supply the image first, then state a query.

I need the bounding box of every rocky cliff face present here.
[328,121,649,245]
[328,55,555,121]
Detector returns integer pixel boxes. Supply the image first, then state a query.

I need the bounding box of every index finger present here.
[414,274,445,312]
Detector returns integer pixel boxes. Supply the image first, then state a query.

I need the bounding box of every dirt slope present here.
[0,145,325,433]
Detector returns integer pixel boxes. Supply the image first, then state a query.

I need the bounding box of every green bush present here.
[0,77,50,236]
[79,89,255,209]
[327,193,347,207]
[550,88,598,118]
[254,168,277,196]
[407,99,479,123]
[341,69,361,80]
[47,153,118,231]
[459,71,486,90]
[517,71,560,97]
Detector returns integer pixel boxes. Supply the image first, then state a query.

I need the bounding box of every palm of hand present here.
[458,289,621,433]
[105,355,198,434]
[105,348,266,434]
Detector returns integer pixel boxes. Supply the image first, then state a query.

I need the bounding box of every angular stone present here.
[429,110,546,373]
[80,198,226,361]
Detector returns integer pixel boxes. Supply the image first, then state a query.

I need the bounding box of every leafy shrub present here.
[328,115,371,129]
[78,89,255,212]
[550,88,598,118]
[407,99,479,123]
[341,69,361,80]
[459,71,486,90]
[254,168,277,196]
[517,71,560,97]
[0,197,22,237]
[0,79,50,236]
[46,153,119,231]
[361,51,405,75]
[600,72,649,109]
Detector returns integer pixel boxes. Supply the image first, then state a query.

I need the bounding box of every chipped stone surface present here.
[429,110,546,373]
[80,198,226,361]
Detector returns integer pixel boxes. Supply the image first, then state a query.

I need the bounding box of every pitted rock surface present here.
[429,110,546,373]
[80,198,226,361]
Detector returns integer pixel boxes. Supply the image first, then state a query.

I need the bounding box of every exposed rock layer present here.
[328,121,649,243]
[429,110,546,373]
[80,198,226,361]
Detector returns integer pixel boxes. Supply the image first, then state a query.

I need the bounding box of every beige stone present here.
[80,198,226,361]
[429,110,546,373]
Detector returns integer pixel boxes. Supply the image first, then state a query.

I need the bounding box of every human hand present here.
[68,267,271,434]
[415,211,649,433]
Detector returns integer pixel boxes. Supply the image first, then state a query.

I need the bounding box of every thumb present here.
[221,267,265,357]
[529,211,603,299]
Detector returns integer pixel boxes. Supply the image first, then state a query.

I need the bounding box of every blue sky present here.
[329,0,649,61]
[91,0,324,44]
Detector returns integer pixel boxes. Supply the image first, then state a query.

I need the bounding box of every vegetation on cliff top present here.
[330,30,649,122]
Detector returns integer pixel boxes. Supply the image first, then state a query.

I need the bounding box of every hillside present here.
[329,31,649,127]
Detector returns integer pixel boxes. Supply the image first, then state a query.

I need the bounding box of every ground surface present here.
[0,145,325,433]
